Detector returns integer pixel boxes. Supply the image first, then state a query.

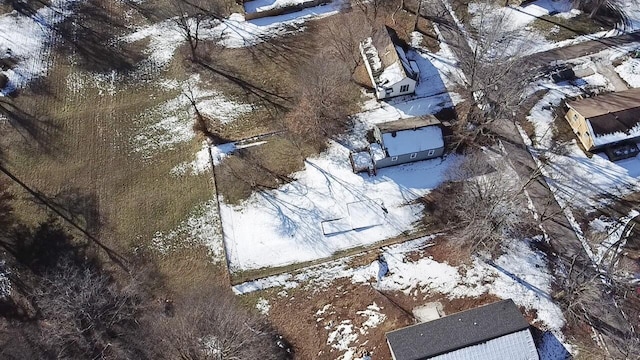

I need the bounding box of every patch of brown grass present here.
[551,106,578,145]
[423,239,472,266]
[531,13,610,42]
[215,135,320,205]
[1,27,214,289]
[443,294,503,315]
[262,278,414,359]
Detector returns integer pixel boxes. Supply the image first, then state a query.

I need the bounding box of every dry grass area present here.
[253,279,413,359]
[249,272,508,359]
[0,0,226,291]
[215,135,321,204]
[531,14,610,42]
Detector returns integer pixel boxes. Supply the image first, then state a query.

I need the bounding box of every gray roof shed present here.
[386,299,538,360]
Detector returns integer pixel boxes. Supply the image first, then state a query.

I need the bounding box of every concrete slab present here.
[413,301,444,323]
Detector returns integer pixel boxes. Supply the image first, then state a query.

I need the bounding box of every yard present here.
[2,0,640,357]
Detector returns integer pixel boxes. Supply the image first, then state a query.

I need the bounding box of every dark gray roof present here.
[386,299,530,360]
[566,88,640,140]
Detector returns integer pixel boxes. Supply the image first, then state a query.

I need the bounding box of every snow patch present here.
[150,200,224,262]
[1,0,82,94]
[616,57,640,88]
[171,142,212,176]
[356,303,386,332]
[326,320,357,351]
[0,261,11,300]
[256,297,271,315]
[133,75,252,157]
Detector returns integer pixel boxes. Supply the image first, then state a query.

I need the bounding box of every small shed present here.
[372,116,444,168]
[386,299,539,360]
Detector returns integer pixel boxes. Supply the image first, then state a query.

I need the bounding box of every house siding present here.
[376,77,416,99]
[374,147,444,168]
[565,107,595,150]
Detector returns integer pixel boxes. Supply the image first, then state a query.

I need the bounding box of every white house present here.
[360,26,419,100]
[386,299,539,360]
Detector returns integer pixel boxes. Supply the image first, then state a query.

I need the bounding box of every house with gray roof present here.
[360,26,419,100]
[386,299,539,360]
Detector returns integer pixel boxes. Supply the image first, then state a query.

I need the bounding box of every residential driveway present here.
[592,57,629,91]
[525,31,640,67]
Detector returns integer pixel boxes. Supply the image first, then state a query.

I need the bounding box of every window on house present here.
[400,85,410,92]
[391,156,398,161]
[428,149,435,156]
[410,153,417,159]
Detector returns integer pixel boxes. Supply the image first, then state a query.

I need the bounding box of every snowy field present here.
[462,0,640,58]
[220,144,457,271]
[0,0,81,94]
[122,2,344,67]
[244,0,325,14]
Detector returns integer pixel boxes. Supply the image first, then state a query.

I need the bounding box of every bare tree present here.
[322,12,372,75]
[352,0,398,24]
[30,258,145,359]
[139,288,290,360]
[427,150,530,255]
[452,4,537,150]
[284,52,356,147]
[170,0,225,60]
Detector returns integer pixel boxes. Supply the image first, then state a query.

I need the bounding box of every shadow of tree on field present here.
[53,0,146,73]
[0,165,129,271]
[0,98,58,153]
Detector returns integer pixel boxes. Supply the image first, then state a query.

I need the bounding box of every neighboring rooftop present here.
[360,26,416,87]
[377,116,443,157]
[587,108,640,147]
[376,116,441,133]
[566,87,640,118]
[386,299,535,360]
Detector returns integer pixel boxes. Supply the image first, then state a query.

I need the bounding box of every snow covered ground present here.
[132,74,253,158]
[244,0,326,14]
[0,0,82,94]
[123,2,344,68]
[461,0,640,58]
[220,143,457,271]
